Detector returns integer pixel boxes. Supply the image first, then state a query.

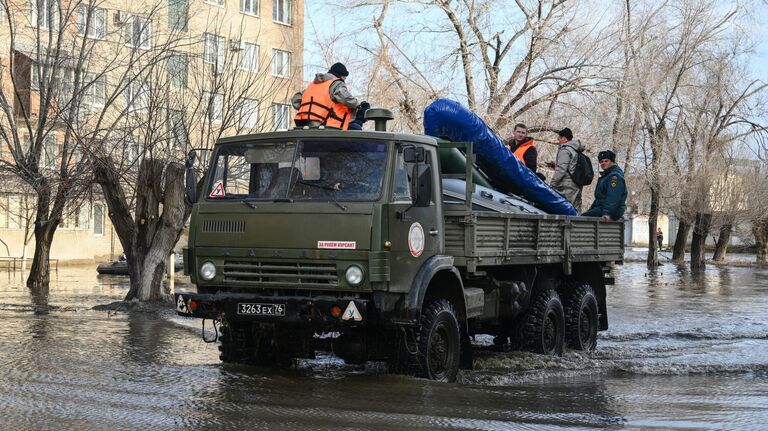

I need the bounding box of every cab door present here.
[385,144,442,294]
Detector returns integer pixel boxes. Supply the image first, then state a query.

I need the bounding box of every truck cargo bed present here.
[443,209,624,271]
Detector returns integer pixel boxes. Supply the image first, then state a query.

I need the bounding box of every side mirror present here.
[185,150,197,204]
[403,146,425,163]
[412,164,432,207]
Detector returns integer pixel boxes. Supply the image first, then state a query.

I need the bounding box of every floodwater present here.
[1,263,767,430]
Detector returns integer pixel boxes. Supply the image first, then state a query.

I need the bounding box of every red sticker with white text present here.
[209,181,225,198]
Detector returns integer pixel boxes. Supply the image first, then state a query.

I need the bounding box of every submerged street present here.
[1,262,767,430]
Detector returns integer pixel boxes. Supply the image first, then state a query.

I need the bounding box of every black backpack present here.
[568,150,594,186]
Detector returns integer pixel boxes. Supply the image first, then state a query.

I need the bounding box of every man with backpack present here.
[582,150,627,221]
[550,128,592,212]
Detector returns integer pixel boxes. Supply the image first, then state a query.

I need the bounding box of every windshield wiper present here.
[241,200,257,209]
[297,180,347,211]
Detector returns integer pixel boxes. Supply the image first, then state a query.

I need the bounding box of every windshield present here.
[206,140,389,202]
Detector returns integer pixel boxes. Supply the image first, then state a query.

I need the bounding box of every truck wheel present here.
[523,289,565,356]
[416,299,461,382]
[563,284,599,351]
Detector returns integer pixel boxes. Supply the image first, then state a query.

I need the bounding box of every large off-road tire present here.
[523,289,565,356]
[563,284,599,351]
[415,299,462,382]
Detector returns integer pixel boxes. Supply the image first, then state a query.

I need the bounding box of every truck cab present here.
[176,113,623,382]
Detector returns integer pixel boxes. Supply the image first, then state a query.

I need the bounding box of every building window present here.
[76,203,90,229]
[168,52,188,88]
[124,141,141,164]
[30,0,58,29]
[272,49,290,78]
[76,5,106,39]
[271,103,289,131]
[30,66,40,91]
[203,33,225,73]
[83,73,106,109]
[273,0,291,25]
[169,109,188,149]
[240,0,258,15]
[124,14,151,49]
[204,0,224,7]
[42,134,57,169]
[205,92,223,122]
[240,99,259,129]
[168,0,188,31]
[239,42,259,72]
[93,202,104,235]
[124,80,150,111]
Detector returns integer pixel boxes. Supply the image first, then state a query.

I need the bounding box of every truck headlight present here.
[199,261,216,281]
[345,265,364,286]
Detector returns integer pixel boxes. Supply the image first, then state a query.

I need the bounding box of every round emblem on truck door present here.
[408,222,425,257]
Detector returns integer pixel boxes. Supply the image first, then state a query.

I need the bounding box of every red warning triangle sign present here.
[209,181,225,198]
[342,301,363,321]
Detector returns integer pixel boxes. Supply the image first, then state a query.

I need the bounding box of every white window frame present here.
[124,80,150,111]
[203,33,225,73]
[42,133,57,170]
[203,0,224,8]
[124,14,152,49]
[271,103,290,131]
[93,202,105,236]
[30,0,59,29]
[83,73,106,110]
[240,0,258,15]
[271,49,290,78]
[240,99,259,129]
[205,92,223,123]
[76,5,106,39]
[272,0,291,25]
[238,42,259,72]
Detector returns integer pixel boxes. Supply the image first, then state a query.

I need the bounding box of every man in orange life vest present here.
[291,62,361,130]
[507,123,544,180]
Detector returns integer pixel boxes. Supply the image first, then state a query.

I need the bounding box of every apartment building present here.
[0,0,304,263]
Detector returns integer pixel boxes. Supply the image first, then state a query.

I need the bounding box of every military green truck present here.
[174,111,624,382]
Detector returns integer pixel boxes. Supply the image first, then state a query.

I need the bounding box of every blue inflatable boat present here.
[424,99,577,216]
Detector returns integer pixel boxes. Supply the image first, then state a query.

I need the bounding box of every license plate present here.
[237,303,286,316]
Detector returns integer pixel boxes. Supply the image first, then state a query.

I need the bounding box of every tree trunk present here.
[754,219,768,266]
[712,223,732,262]
[671,220,691,263]
[95,158,189,302]
[27,225,53,289]
[646,189,660,268]
[690,212,712,271]
[26,185,60,289]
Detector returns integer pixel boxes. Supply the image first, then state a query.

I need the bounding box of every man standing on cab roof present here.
[292,62,360,130]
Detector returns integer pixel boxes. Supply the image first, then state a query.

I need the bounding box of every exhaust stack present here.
[364,108,394,131]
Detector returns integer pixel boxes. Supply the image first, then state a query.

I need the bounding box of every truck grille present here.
[202,219,246,234]
[222,260,339,288]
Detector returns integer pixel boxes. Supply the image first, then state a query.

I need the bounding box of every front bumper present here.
[174,291,370,326]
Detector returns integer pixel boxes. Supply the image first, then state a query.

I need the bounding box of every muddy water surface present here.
[0,264,767,430]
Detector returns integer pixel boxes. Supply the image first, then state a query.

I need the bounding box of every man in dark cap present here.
[550,127,586,211]
[292,62,362,130]
[582,150,627,221]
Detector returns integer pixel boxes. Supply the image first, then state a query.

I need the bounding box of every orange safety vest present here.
[512,139,534,163]
[294,79,352,130]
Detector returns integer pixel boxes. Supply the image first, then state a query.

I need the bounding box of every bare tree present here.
[92,15,301,301]
[0,0,164,288]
